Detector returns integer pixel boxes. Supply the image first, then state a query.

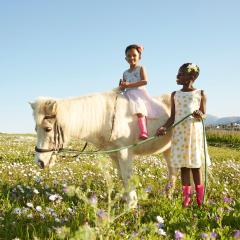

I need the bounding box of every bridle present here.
[35,115,64,154]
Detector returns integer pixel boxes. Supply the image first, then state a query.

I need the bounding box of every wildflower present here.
[51,212,58,218]
[145,186,152,193]
[97,209,108,222]
[33,188,39,194]
[234,230,240,239]
[46,207,55,213]
[49,194,62,202]
[63,185,75,197]
[158,228,166,236]
[156,216,164,224]
[36,206,42,212]
[27,213,33,219]
[223,197,232,203]
[201,233,208,239]
[34,176,42,183]
[26,202,34,208]
[66,207,72,214]
[211,232,217,239]
[175,230,184,240]
[13,208,21,215]
[89,194,97,205]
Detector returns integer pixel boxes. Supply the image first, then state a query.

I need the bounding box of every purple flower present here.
[97,209,106,219]
[200,233,208,239]
[175,230,184,239]
[145,186,152,193]
[211,232,217,239]
[223,197,232,203]
[89,194,97,205]
[214,215,220,221]
[234,230,240,239]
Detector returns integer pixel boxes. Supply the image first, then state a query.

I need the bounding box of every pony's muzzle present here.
[37,159,45,169]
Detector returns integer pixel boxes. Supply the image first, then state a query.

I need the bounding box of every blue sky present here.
[0,0,239,133]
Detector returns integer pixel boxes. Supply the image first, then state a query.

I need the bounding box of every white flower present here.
[36,206,42,212]
[33,188,39,194]
[187,63,199,73]
[27,213,33,219]
[26,202,34,208]
[156,216,164,224]
[13,208,21,215]
[49,194,62,202]
[158,228,166,236]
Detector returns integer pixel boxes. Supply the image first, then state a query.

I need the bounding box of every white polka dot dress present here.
[170,90,211,168]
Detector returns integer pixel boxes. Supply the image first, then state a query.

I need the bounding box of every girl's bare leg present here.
[181,167,191,185]
[191,168,202,185]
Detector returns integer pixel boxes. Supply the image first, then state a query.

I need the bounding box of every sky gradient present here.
[0,0,239,133]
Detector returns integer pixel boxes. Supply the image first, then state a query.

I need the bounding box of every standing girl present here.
[119,44,161,140]
[156,63,211,207]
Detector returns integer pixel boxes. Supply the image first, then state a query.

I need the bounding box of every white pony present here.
[30,90,177,208]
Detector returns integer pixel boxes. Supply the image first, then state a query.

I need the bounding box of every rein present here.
[35,115,64,153]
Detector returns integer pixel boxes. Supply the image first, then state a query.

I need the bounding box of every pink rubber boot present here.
[182,185,191,208]
[196,184,204,206]
[138,117,148,140]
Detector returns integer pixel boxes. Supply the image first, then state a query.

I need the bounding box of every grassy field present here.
[0,133,240,239]
[206,130,240,149]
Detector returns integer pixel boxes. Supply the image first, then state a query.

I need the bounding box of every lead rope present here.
[202,118,208,204]
[59,113,208,203]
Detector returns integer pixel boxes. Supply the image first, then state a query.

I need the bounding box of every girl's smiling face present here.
[125,48,141,67]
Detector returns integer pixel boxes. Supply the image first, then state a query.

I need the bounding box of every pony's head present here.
[30,98,64,169]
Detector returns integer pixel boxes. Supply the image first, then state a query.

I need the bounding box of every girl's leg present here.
[192,168,202,185]
[192,168,204,206]
[181,167,191,186]
[181,167,191,207]
[137,113,148,139]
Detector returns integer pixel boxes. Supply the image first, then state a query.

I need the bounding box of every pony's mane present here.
[32,90,119,139]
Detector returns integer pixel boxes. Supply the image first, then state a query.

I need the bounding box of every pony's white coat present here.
[31,90,177,207]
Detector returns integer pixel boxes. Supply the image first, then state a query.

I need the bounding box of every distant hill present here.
[205,115,240,126]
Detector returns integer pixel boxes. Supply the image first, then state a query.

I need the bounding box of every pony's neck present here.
[57,92,115,145]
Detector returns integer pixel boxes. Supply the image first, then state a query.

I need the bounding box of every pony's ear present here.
[44,100,57,115]
[29,102,35,110]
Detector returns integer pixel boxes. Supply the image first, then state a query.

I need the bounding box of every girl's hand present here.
[119,80,129,90]
[156,126,167,136]
[192,110,205,120]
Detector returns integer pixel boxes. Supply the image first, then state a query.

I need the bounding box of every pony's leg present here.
[118,149,137,208]
[163,148,177,199]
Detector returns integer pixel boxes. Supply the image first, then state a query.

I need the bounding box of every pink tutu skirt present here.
[124,87,163,119]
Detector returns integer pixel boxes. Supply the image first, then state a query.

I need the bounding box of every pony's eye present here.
[45,127,52,132]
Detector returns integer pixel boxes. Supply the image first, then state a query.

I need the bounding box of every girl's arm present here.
[121,66,148,89]
[156,92,176,136]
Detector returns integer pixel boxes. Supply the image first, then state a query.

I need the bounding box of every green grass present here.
[0,133,240,239]
[207,130,240,149]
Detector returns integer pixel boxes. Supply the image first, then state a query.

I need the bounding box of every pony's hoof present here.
[126,190,138,209]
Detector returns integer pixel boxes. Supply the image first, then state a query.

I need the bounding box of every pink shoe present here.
[138,117,148,140]
[196,184,204,206]
[182,185,191,207]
